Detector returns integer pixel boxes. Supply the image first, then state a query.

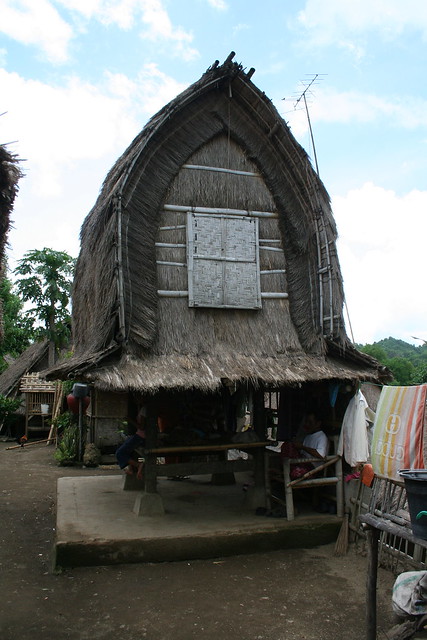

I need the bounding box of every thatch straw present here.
[0,145,21,252]
[334,513,349,556]
[0,340,49,397]
[0,144,22,341]
[47,347,384,394]
[46,54,388,389]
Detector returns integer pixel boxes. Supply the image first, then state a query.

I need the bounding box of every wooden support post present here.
[144,406,158,494]
[366,526,379,640]
[133,403,165,516]
[248,389,267,507]
[283,458,295,520]
[248,447,267,509]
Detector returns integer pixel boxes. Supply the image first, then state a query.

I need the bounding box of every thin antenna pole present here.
[303,92,319,175]
[290,73,326,176]
[344,298,356,344]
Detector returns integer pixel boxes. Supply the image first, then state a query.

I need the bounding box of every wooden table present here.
[359,513,427,640]
[134,441,271,516]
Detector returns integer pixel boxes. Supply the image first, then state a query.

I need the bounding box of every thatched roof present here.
[47,53,388,392]
[0,144,21,256]
[0,340,49,397]
[0,143,22,341]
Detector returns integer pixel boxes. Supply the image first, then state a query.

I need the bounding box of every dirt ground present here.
[0,440,397,640]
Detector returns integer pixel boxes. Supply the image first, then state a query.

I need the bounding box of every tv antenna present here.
[283,73,326,176]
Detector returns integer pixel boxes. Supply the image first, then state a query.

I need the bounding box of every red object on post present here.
[66,393,90,415]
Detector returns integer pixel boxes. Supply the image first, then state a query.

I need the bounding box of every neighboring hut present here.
[0,340,49,399]
[47,54,388,502]
[0,340,60,438]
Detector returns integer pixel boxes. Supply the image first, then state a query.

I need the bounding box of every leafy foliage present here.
[412,363,427,384]
[0,270,35,371]
[0,394,22,418]
[53,414,79,465]
[359,337,427,386]
[13,248,75,362]
[0,394,22,431]
[54,425,79,465]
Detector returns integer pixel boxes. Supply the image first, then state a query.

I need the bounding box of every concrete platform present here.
[54,472,341,568]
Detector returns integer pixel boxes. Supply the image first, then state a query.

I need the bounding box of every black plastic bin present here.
[399,469,427,540]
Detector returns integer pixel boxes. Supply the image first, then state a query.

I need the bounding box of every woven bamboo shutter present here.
[187,212,261,309]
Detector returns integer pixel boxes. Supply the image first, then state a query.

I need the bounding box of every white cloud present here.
[0,0,74,63]
[1,0,198,63]
[0,69,139,197]
[232,23,250,36]
[284,87,427,137]
[297,0,427,47]
[61,0,199,59]
[206,0,228,9]
[56,0,138,27]
[1,63,186,191]
[1,64,187,265]
[333,183,427,345]
[138,0,198,61]
[131,63,188,114]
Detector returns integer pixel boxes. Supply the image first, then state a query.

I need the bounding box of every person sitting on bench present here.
[115,407,146,477]
[280,412,329,480]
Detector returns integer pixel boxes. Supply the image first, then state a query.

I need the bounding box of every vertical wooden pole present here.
[25,393,29,437]
[366,527,379,640]
[252,389,265,441]
[251,389,267,508]
[144,404,158,494]
[133,400,165,516]
[78,396,83,461]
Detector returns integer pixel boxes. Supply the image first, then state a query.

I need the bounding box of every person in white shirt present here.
[281,412,329,479]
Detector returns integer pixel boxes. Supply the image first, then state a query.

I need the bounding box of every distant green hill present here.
[356,336,427,385]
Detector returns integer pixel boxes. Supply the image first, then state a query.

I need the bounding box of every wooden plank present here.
[20,373,56,392]
[359,513,427,547]
[183,163,260,177]
[6,438,55,450]
[153,459,253,477]
[164,204,278,218]
[287,455,340,487]
[290,477,338,488]
[144,441,270,455]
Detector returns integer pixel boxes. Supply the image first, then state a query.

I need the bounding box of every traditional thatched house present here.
[48,54,387,495]
[0,340,64,439]
[0,143,22,341]
[0,340,49,399]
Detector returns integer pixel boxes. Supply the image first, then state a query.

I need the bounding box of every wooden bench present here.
[132,441,271,516]
[268,437,343,520]
[139,441,269,474]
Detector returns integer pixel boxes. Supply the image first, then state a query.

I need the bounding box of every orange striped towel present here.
[371,385,427,480]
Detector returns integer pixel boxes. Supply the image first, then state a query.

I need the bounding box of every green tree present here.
[359,344,388,365]
[387,357,415,386]
[411,363,427,385]
[0,270,35,370]
[359,338,427,385]
[13,248,75,366]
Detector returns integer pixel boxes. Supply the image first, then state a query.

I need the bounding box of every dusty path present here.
[0,440,395,640]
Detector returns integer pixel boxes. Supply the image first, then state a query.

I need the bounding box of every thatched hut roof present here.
[0,340,49,397]
[0,143,22,341]
[47,53,388,392]
[0,144,21,256]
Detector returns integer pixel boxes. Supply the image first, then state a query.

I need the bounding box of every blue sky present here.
[1,0,427,346]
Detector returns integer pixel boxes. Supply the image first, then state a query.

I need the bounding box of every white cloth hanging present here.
[338,390,375,467]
